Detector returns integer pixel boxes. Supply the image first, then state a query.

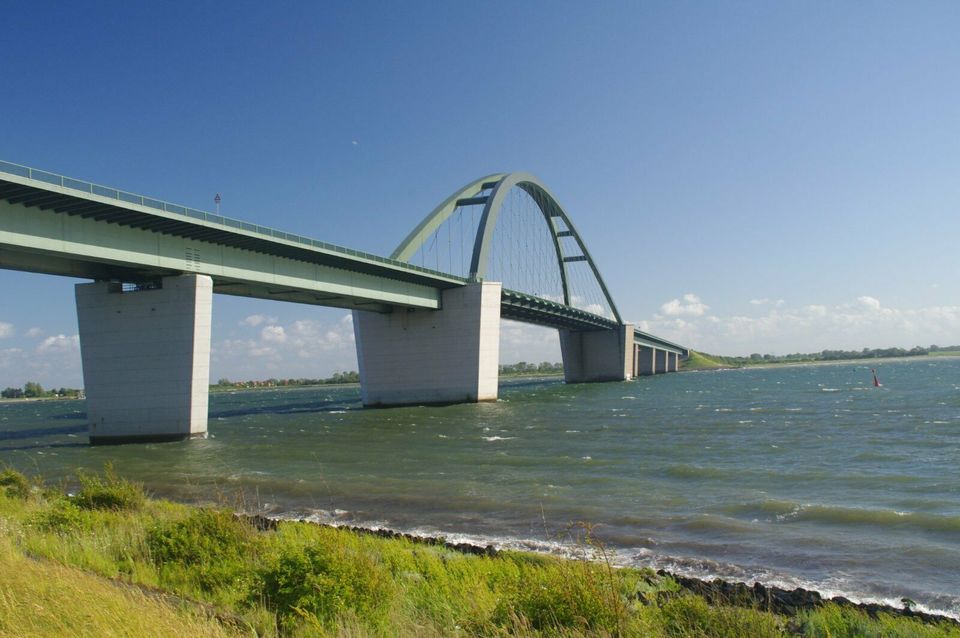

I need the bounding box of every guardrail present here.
[0,159,666,340]
[0,159,466,283]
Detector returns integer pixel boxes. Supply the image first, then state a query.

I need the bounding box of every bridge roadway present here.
[0,160,687,443]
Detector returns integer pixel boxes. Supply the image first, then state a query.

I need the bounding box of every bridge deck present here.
[0,160,687,349]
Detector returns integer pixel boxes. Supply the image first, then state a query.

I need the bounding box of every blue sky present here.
[1,2,959,387]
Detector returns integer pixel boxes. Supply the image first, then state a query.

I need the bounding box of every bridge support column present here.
[559,323,633,383]
[655,348,668,374]
[353,282,501,406]
[638,346,656,376]
[669,352,679,372]
[76,275,212,445]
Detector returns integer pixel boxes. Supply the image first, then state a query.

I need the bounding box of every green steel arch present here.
[392,172,623,324]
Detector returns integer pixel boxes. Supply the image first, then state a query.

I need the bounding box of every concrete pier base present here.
[637,346,656,376]
[353,282,501,406]
[559,323,634,383]
[76,275,212,444]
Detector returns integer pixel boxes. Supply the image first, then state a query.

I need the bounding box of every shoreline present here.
[682,352,960,372]
[247,513,959,627]
[0,395,82,405]
[4,463,958,635]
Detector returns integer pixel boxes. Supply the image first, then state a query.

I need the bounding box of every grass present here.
[797,604,960,638]
[0,466,958,637]
[680,350,728,370]
[0,533,241,638]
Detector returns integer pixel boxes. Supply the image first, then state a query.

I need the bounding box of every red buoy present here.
[871,368,882,387]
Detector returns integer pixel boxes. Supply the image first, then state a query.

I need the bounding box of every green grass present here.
[1,467,957,637]
[0,532,242,638]
[797,603,960,638]
[680,350,728,370]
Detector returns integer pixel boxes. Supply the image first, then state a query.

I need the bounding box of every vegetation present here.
[9,342,956,399]
[680,351,727,371]
[0,381,81,400]
[1,466,957,637]
[211,363,564,391]
[682,344,960,371]
[0,534,241,638]
[212,372,361,391]
[73,463,146,512]
[500,361,564,376]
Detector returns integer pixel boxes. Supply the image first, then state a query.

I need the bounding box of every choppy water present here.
[2,357,959,617]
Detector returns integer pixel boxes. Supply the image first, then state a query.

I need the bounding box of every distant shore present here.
[0,394,82,405]
[6,353,955,401]
[682,351,960,372]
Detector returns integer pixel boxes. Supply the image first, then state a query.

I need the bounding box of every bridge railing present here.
[0,159,466,283]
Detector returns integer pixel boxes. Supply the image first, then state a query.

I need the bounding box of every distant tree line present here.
[499,361,563,376]
[213,363,567,389]
[212,371,360,390]
[705,344,960,367]
[1,382,81,400]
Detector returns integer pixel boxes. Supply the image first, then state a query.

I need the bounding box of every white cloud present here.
[749,298,785,307]
[37,334,80,355]
[240,314,276,327]
[660,293,709,317]
[25,327,43,338]
[499,320,561,364]
[581,303,607,317]
[0,322,13,338]
[212,313,359,380]
[636,295,960,355]
[261,325,287,343]
[0,335,83,388]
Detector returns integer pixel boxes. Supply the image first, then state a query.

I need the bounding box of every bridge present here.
[0,159,686,444]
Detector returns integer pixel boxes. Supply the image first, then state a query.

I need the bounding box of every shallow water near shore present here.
[2,357,959,618]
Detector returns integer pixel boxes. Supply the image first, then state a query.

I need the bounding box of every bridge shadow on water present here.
[209,398,358,419]
[0,423,89,452]
[498,378,564,390]
[51,411,87,420]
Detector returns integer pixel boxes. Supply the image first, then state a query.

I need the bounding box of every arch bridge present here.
[0,160,686,443]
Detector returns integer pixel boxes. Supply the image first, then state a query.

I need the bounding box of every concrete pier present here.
[637,346,656,376]
[655,348,668,374]
[76,275,212,444]
[559,323,634,383]
[353,282,501,406]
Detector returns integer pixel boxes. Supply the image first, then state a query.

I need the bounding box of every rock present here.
[653,571,958,627]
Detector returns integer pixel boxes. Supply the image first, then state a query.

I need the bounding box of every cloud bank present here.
[637,293,960,355]
[1,293,956,388]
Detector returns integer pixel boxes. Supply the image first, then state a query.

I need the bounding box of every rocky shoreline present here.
[661,571,957,627]
[240,513,958,627]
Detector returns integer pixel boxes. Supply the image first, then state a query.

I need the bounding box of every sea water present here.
[2,357,958,617]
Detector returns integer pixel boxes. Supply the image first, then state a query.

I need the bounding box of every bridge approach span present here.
[0,160,687,443]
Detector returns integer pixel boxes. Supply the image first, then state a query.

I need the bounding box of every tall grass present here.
[0,533,241,638]
[798,604,960,638]
[1,466,958,637]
